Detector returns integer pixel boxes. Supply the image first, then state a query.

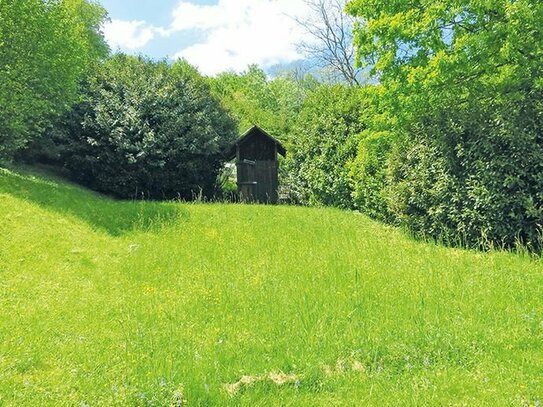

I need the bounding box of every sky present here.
[100,0,314,76]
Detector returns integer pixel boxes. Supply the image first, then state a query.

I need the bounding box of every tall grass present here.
[0,167,542,406]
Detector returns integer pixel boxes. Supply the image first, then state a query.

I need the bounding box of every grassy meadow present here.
[0,167,542,406]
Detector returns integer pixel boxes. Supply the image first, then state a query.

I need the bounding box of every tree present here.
[347,0,543,119]
[208,65,316,141]
[0,0,108,160]
[347,0,543,249]
[296,0,363,86]
[58,55,238,200]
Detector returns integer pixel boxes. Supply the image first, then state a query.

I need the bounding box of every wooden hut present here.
[226,126,286,204]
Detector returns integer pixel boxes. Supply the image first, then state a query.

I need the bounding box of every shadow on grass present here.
[0,167,185,236]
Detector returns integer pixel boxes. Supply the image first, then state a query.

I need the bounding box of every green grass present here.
[0,167,542,406]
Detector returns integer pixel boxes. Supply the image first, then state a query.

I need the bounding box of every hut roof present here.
[225,125,286,160]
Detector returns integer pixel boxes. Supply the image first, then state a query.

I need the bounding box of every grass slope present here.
[0,167,542,406]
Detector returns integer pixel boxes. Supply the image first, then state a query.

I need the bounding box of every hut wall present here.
[239,137,276,161]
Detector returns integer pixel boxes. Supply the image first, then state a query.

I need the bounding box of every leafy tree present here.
[57,55,238,200]
[0,0,109,160]
[347,0,543,129]
[347,0,543,249]
[209,65,316,140]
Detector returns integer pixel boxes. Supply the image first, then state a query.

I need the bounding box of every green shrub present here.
[57,55,237,200]
[350,130,395,222]
[386,96,543,249]
[286,86,365,208]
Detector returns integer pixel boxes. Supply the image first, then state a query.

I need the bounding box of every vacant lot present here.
[0,168,542,406]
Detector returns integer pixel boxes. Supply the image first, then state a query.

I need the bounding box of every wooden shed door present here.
[254,160,279,203]
[237,159,257,202]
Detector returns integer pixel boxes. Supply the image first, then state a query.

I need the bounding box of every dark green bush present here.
[57,55,237,200]
[369,95,543,250]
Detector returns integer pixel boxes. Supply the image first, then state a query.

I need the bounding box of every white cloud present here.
[101,1,313,75]
[103,19,165,50]
[171,0,312,75]
[170,1,230,31]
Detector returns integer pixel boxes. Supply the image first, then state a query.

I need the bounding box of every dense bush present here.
[286,86,365,208]
[350,92,543,249]
[386,96,543,249]
[57,55,238,200]
[350,130,395,222]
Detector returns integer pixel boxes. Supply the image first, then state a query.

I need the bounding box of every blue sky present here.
[100,0,314,75]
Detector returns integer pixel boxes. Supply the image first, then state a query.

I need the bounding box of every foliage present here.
[350,130,394,222]
[208,65,317,140]
[386,96,543,249]
[0,0,109,160]
[286,85,366,208]
[2,167,543,405]
[348,85,395,221]
[57,55,238,200]
[347,0,543,249]
[347,0,543,104]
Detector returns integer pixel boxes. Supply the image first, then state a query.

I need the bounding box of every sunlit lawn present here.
[0,167,542,406]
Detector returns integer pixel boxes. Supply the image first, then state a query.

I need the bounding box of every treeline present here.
[0,1,310,201]
[199,0,543,251]
[2,0,543,251]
